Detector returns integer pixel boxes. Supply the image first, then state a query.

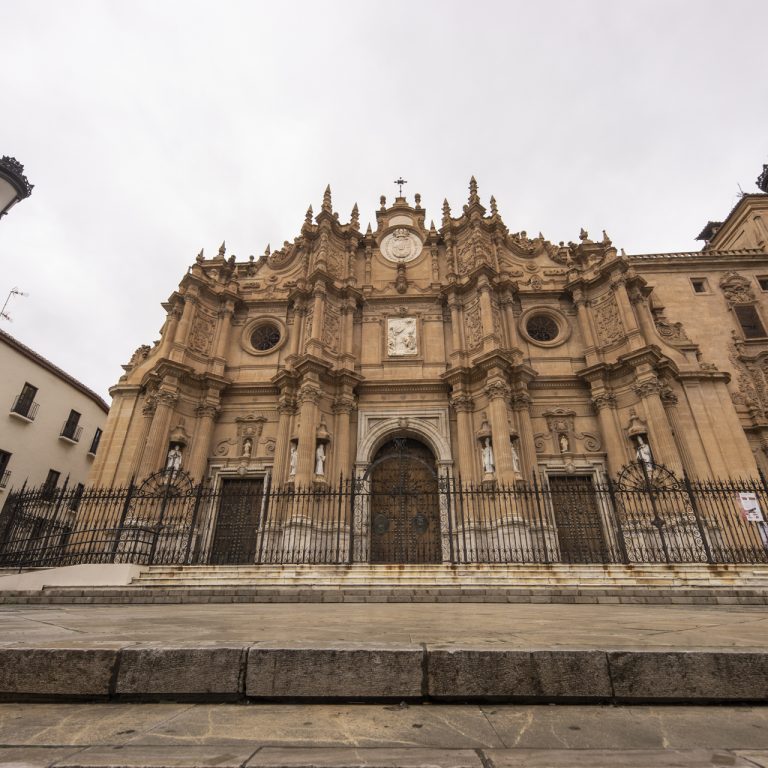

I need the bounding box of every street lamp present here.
[0,156,33,220]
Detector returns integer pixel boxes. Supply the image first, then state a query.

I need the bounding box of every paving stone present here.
[485,749,756,766]
[427,649,612,699]
[246,646,423,698]
[608,650,768,701]
[54,744,257,767]
[0,746,86,766]
[116,645,246,700]
[244,747,483,767]
[0,649,117,699]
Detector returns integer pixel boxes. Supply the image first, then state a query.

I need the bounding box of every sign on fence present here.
[739,492,765,522]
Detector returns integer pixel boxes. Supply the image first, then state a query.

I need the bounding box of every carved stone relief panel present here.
[323,307,340,349]
[457,229,492,276]
[464,298,482,350]
[720,271,755,306]
[592,292,624,348]
[387,317,418,356]
[380,228,423,263]
[189,313,216,354]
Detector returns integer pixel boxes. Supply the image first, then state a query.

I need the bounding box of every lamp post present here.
[0,156,33,220]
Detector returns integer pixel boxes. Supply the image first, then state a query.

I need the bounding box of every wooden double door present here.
[368,438,442,564]
[210,479,264,564]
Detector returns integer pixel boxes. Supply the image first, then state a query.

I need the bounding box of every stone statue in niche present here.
[165,444,183,473]
[635,435,653,468]
[315,443,326,475]
[481,437,495,474]
[289,443,298,477]
[511,441,521,474]
[559,433,570,453]
[242,438,252,458]
[387,317,417,356]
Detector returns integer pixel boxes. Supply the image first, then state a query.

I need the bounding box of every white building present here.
[0,329,108,497]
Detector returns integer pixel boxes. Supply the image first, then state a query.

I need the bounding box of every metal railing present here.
[10,395,38,421]
[2,470,768,569]
[59,422,83,442]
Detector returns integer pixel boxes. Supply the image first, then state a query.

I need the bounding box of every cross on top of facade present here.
[394,177,407,196]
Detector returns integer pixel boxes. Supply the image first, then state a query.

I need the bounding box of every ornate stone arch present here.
[355,408,452,473]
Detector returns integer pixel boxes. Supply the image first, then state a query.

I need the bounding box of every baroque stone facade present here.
[91,173,768,500]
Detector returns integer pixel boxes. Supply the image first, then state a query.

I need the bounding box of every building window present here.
[734,305,767,339]
[0,449,11,489]
[60,410,82,442]
[250,322,281,351]
[526,314,559,342]
[88,428,102,455]
[41,469,60,501]
[691,278,709,294]
[10,382,39,420]
[69,483,85,511]
[758,277,768,292]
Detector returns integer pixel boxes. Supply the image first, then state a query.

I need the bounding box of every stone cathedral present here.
[89,171,768,563]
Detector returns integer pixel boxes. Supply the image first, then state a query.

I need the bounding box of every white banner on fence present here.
[739,492,765,522]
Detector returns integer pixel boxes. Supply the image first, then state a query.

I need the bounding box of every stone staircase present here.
[4,562,768,604]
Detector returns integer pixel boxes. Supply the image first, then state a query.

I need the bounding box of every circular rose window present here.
[250,322,281,351]
[526,314,559,342]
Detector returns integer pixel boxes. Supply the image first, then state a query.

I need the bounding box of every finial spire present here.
[350,202,359,229]
[196,248,204,264]
[305,204,313,224]
[218,241,226,257]
[490,195,498,216]
[468,176,480,205]
[322,185,333,213]
[442,198,451,225]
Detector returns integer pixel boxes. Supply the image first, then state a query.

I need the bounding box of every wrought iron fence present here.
[2,468,768,568]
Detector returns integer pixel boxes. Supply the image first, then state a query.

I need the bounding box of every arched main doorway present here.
[366,437,442,564]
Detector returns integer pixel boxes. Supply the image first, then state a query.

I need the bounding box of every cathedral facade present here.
[88,173,768,563]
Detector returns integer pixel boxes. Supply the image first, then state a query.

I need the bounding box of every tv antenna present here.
[1,287,28,322]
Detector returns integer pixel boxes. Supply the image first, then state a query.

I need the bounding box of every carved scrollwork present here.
[465,300,482,350]
[484,380,511,401]
[592,292,624,347]
[590,393,616,411]
[633,379,662,399]
[449,393,474,412]
[720,271,755,306]
[189,313,216,354]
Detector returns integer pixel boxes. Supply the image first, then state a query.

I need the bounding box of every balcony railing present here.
[59,423,83,443]
[10,396,39,421]
[0,470,9,489]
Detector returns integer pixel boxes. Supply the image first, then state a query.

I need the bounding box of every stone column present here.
[128,397,157,482]
[612,278,643,350]
[572,289,598,366]
[511,392,537,482]
[305,281,326,357]
[448,296,463,363]
[173,288,198,354]
[449,393,476,482]
[332,393,356,479]
[477,274,497,353]
[273,395,297,486]
[633,378,683,475]
[484,379,516,484]
[500,293,519,349]
[659,387,696,478]
[590,391,627,477]
[295,381,321,486]
[137,389,177,480]
[186,403,219,482]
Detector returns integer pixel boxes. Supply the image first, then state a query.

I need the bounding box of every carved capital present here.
[633,378,661,399]
[332,395,357,414]
[155,391,178,408]
[484,380,511,401]
[141,396,157,418]
[450,393,474,412]
[298,383,322,405]
[510,392,533,410]
[660,386,679,407]
[590,392,616,411]
[195,403,220,419]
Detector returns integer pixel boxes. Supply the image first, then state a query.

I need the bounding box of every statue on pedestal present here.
[481,437,495,474]
[315,442,326,475]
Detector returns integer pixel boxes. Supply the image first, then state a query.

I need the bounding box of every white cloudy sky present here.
[1,0,766,401]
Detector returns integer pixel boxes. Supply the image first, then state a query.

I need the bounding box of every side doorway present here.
[548,474,609,563]
[210,478,264,564]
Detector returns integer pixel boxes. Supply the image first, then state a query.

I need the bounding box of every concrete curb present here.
[1,644,768,702]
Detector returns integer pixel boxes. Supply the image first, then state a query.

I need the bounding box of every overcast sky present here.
[1,0,767,401]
